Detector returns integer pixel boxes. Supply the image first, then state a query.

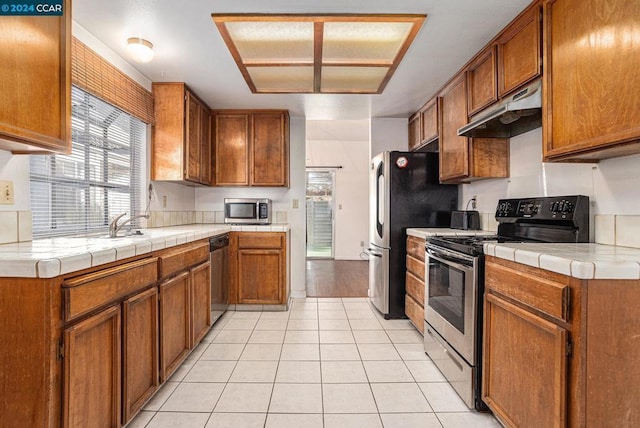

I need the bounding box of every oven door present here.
[425,244,478,365]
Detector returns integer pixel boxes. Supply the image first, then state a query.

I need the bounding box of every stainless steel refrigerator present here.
[369,151,457,318]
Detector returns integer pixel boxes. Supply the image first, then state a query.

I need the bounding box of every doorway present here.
[305,169,335,258]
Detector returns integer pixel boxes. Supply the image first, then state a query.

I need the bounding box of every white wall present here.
[460,127,640,235]
[370,118,409,158]
[195,117,307,298]
[306,139,369,260]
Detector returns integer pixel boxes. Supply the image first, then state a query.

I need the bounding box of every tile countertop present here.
[485,242,640,280]
[0,224,290,279]
[406,228,495,240]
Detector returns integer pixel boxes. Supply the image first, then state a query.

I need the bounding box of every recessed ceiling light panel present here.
[212,14,426,94]
[226,21,314,63]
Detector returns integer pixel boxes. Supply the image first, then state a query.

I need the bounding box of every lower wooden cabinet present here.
[229,232,288,305]
[158,271,191,382]
[405,235,426,334]
[190,261,212,346]
[483,293,568,428]
[483,256,640,427]
[122,287,159,424]
[156,241,211,381]
[63,305,121,428]
[0,239,219,427]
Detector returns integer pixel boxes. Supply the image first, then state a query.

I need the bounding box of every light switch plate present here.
[292,199,299,209]
[0,181,14,204]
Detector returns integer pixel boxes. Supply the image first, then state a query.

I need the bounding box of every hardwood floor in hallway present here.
[306,259,369,297]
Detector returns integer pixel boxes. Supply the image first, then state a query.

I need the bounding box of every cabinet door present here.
[214,114,249,185]
[237,249,285,304]
[408,113,421,151]
[159,271,191,381]
[63,305,121,428]
[199,105,211,185]
[483,293,567,428]
[251,112,289,186]
[439,74,469,182]
[543,0,640,161]
[122,287,159,424]
[497,3,541,97]
[420,98,438,145]
[467,46,498,116]
[190,261,211,346]
[185,91,201,183]
[0,7,71,154]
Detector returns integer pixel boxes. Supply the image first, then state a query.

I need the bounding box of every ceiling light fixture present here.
[127,37,154,63]
[211,14,426,94]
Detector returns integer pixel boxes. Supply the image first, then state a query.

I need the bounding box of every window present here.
[30,86,145,238]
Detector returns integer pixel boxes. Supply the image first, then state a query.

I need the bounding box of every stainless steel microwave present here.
[224,198,272,224]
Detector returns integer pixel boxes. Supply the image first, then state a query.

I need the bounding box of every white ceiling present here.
[73,0,531,120]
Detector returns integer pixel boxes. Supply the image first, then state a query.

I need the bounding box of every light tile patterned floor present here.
[129,298,501,428]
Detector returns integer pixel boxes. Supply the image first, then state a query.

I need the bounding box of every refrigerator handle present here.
[367,249,382,258]
[375,162,384,239]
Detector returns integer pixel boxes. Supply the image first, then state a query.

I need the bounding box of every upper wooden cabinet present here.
[0,3,71,154]
[543,0,640,161]
[408,113,421,151]
[439,74,509,183]
[497,2,542,98]
[439,75,470,182]
[467,46,498,116]
[408,98,439,151]
[420,98,439,146]
[213,110,289,187]
[152,83,211,185]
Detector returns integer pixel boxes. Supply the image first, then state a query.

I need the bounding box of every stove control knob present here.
[562,200,573,214]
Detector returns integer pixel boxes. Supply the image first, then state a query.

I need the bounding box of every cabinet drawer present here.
[406,271,425,306]
[405,294,424,334]
[157,241,209,279]
[406,236,425,261]
[63,258,158,323]
[485,259,571,322]
[237,233,284,249]
[406,255,425,282]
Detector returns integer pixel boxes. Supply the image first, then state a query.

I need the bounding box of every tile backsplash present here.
[479,213,640,249]
[0,211,32,244]
[2,210,636,250]
[146,210,289,228]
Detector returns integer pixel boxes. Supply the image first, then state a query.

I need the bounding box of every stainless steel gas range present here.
[424,195,590,410]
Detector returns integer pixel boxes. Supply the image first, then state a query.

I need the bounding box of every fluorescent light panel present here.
[212,14,426,94]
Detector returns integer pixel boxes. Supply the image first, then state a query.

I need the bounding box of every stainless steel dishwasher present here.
[210,234,229,325]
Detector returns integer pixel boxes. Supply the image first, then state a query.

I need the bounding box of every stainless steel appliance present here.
[457,79,542,139]
[369,151,457,319]
[424,195,590,410]
[210,234,229,324]
[224,198,271,224]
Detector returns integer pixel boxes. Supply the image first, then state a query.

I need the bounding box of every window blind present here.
[71,37,154,124]
[30,86,144,238]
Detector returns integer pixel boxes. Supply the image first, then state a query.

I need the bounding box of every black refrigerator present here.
[369,151,457,318]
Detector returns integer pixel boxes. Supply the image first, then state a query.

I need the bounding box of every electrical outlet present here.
[0,181,14,204]
[360,241,364,247]
[292,199,299,209]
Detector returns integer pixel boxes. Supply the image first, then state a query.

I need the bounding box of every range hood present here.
[458,79,542,138]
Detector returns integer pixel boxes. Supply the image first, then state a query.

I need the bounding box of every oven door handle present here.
[426,248,474,271]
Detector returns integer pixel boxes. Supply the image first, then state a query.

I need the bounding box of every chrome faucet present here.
[109,213,149,238]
